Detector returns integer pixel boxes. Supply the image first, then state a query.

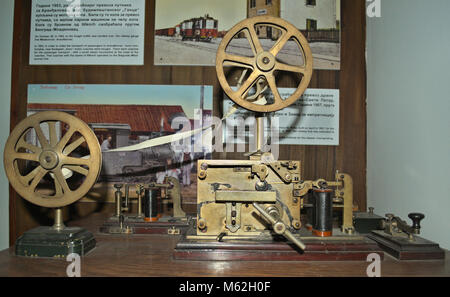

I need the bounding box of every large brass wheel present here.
[4,111,102,208]
[216,16,313,113]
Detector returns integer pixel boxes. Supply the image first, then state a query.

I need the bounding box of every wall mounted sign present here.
[30,0,145,65]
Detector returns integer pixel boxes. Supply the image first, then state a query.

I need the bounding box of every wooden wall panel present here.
[9,0,366,245]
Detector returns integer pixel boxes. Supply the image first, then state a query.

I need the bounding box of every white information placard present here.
[223,88,340,146]
[30,0,145,65]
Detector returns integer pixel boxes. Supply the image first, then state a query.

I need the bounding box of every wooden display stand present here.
[368,230,445,260]
[174,237,384,261]
[99,216,192,235]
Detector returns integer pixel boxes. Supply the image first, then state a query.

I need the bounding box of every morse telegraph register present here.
[4,16,444,261]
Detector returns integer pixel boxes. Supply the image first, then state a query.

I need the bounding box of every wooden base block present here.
[368,230,445,260]
[99,216,192,235]
[174,237,384,261]
[15,226,96,258]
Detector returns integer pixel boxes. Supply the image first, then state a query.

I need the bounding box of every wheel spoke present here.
[61,156,90,166]
[34,124,50,149]
[56,127,76,151]
[237,71,261,98]
[48,121,58,146]
[17,137,42,154]
[245,25,263,55]
[222,53,254,69]
[12,152,39,162]
[53,169,71,194]
[22,166,43,184]
[63,136,86,155]
[275,62,306,74]
[270,30,293,57]
[29,167,47,192]
[265,73,283,104]
[54,177,63,196]
[64,165,89,176]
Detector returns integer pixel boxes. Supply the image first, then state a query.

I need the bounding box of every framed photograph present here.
[27,84,213,202]
[154,0,340,70]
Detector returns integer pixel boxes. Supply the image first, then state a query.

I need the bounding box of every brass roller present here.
[216,16,313,113]
[4,111,102,208]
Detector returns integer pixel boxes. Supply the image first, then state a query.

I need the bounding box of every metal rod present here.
[53,208,65,231]
[256,114,264,152]
[124,184,129,209]
[115,191,122,217]
[253,202,306,250]
[137,185,143,218]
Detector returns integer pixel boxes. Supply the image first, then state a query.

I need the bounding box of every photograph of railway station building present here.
[26,84,213,205]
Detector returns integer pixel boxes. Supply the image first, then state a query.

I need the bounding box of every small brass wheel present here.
[3,111,102,208]
[216,16,313,113]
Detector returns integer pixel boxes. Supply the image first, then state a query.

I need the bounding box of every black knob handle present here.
[408,213,425,230]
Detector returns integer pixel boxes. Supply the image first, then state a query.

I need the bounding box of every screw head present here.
[198,218,207,230]
[198,171,206,179]
[273,222,286,235]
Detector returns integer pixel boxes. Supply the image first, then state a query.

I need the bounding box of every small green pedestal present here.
[15,226,96,258]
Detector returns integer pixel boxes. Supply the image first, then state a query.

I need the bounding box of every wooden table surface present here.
[0,213,449,277]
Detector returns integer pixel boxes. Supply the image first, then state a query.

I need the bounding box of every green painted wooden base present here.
[15,226,96,258]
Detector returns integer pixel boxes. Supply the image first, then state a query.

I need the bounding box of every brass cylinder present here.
[53,208,65,231]
[115,190,122,217]
[137,187,143,217]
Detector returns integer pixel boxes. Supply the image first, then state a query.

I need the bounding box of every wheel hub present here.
[39,150,59,170]
[256,51,275,72]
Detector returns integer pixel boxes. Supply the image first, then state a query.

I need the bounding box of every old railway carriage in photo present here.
[180,15,218,42]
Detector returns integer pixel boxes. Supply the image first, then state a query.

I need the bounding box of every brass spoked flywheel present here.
[3,111,102,208]
[216,16,313,113]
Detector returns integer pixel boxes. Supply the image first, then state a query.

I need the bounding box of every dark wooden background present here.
[8,0,366,245]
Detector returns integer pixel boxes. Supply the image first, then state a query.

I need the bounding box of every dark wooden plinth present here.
[99,216,192,235]
[368,230,446,260]
[15,226,96,258]
[174,237,384,261]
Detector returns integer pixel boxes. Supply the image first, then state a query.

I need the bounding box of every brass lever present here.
[252,202,306,250]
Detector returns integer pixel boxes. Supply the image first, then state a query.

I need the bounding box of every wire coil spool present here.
[312,188,333,237]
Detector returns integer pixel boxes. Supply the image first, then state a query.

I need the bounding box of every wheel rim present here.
[216,16,313,113]
[4,111,102,208]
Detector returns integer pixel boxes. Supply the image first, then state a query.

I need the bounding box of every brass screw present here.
[198,218,207,230]
[198,170,206,179]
